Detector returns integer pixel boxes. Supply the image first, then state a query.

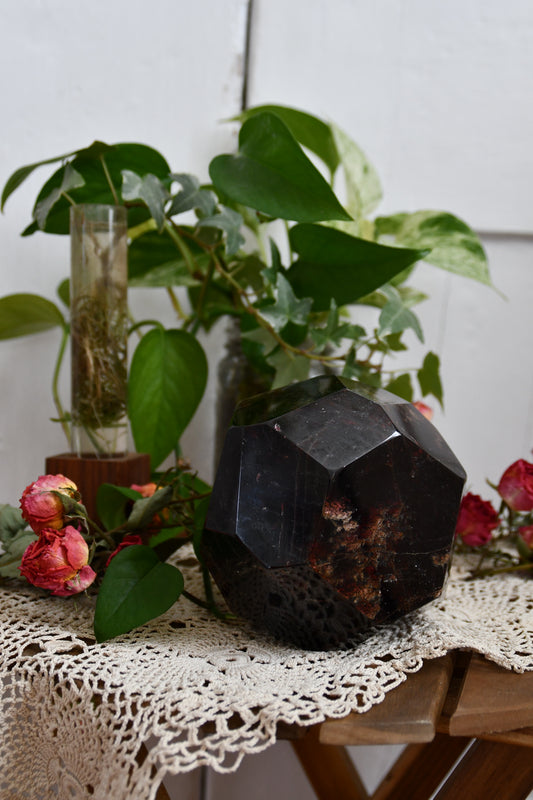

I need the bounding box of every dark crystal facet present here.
[203,376,466,649]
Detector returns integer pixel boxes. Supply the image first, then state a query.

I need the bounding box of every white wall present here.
[1,1,532,798]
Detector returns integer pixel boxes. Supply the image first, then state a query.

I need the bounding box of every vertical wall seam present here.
[240,0,255,112]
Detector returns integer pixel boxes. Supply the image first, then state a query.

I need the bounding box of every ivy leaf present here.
[341,351,382,387]
[234,104,340,176]
[196,206,245,256]
[121,170,169,232]
[259,274,313,332]
[128,328,208,469]
[379,286,424,342]
[167,173,217,217]
[335,322,366,343]
[128,229,208,288]
[20,143,170,236]
[417,351,443,407]
[376,210,491,286]
[209,112,351,223]
[287,224,429,310]
[34,164,85,230]
[0,529,38,578]
[1,141,113,212]
[383,332,407,352]
[310,300,339,352]
[266,349,310,389]
[385,373,414,402]
[398,287,428,308]
[94,545,184,642]
[0,504,28,544]
[0,293,65,339]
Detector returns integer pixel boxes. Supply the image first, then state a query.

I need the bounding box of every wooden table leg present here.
[434,740,533,800]
[292,728,369,800]
[371,734,471,800]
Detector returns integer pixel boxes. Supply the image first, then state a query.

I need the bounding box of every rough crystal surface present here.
[203,376,466,649]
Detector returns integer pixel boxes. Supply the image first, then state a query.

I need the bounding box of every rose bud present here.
[19,525,96,597]
[455,492,500,547]
[519,525,533,549]
[497,459,533,512]
[130,482,158,498]
[20,474,79,533]
[413,401,433,421]
[106,533,143,566]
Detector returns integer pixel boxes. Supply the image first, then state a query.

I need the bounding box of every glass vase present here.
[69,204,129,457]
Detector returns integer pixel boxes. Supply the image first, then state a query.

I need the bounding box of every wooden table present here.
[288,652,533,800]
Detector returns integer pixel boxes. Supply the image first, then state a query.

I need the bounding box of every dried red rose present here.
[455,492,500,547]
[497,459,533,512]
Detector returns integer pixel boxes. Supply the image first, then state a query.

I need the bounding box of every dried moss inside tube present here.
[70,204,129,457]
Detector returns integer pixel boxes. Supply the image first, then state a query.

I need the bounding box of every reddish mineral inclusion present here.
[203,376,466,649]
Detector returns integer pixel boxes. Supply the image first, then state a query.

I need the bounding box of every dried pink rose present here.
[455,492,500,547]
[19,525,95,596]
[497,459,533,512]
[20,474,79,533]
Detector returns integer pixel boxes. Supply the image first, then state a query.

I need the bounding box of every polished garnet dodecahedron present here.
[203,376,466,649]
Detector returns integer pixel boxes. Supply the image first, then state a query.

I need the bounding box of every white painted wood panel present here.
[0,0,248,500]
[248,0,533,232]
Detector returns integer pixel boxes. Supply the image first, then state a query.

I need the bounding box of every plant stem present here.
[210,250,352,365]
[165,221,197,276]
[189,258,215,334]
[100,155,119,205]
[86,519,116,549]
[166,286,188,321]
[471,561,533,578]
[52,324,71,443]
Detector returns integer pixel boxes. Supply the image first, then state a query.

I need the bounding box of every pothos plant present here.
[0,104,491,472]
[0,105,492,639]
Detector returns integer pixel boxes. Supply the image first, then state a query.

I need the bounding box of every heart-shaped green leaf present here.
[376,210,491,286]
[128,328,208,469]
[209,112,350,223]
[235,105,340,176]
[20,143,170,236]
[286,224,429,310]
[94,545,184,642]
[128,229,207,287]
[0,293,65,339]
[1,141,113,212]
[96,484,142,530]
[330,122,383,220]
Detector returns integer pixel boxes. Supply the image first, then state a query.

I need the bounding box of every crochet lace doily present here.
[1,551,532,800]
